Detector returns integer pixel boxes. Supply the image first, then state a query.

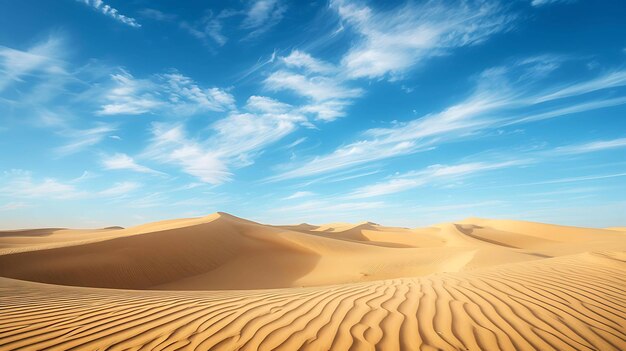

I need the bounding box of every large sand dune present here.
[0,213,624,350]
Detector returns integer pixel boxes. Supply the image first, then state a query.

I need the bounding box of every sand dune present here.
[0,213,625,350]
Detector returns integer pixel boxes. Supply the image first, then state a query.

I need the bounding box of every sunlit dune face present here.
[0,213,625,350]
[2,0,626,350]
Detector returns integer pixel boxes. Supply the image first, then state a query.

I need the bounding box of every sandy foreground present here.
[0,213,624,350]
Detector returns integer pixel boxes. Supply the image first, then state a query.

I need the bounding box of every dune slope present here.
[0,214,624,350]
[2,213,596,290]
[0,251,624,351]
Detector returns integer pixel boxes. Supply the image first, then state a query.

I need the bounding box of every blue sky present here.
[1,0,625,229]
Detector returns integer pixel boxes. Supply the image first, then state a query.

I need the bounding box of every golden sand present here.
[0,213,624,350]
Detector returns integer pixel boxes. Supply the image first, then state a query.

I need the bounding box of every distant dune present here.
[0,213,624,350]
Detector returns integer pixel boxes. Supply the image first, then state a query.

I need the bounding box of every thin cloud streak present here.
[549,137,626,155]
[332,0,513,79]
[348,160,528,199]
[268,67,626,182]
[102,153,164,175]
[77,0,141,28]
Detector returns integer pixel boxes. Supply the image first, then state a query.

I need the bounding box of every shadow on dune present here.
[0,214,321,290]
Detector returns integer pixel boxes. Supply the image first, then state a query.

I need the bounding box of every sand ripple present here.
[1,252,624,351]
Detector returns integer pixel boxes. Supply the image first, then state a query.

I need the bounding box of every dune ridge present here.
[0,213,625,350]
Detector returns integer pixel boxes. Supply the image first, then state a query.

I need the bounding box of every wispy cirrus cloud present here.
[548,137,626,155]
[179,11,233,47]
[348,160,527,199]
[0,36,120,157]
[0,170,81,199]
[140,7,231,47]
[267,88,507,181]
[280,50,334,74]
[258,0,513,121]
[532,70,626,103]
[143,1,286,47]
[0,36,66,93]
[0,170,141,200]
[97,69,235,116]
[101,153,164,175]
[97,71,161,115]
[346,135,626,199]
[55,123,117,156]
[282,191,315,200]
[265,70,361,101]
[332,0,514,79]
[77,0,140,28]
[97,181,142,197]
[265,51,362,121]
[144,95,309,184]
[530,0,575,7]
[143,123,230,184]
[241,0,287,39]
[138,8,176,22]
[269,61,626,182]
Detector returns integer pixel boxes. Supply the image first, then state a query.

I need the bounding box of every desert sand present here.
[0,212,624,350]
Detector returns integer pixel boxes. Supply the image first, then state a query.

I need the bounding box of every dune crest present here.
[0,214,625,350]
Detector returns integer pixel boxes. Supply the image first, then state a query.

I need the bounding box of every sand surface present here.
[0,213,624,350]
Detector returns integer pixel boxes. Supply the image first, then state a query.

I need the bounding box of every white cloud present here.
[102,153,164,175]
[549,137,626,155]
[269,65,626,182]
[98,181,141,197]
[349,160,526,198]
[144,97,309,184]
[167,2,285,46]
[242,0,280,28]
[211,111,305,164]
[343,137,626,199]
[144,123,231,184]
[349,178,421,199]
[245,95,291,114]
[0,170,83,199]
[332,0,513,79]
[0,170,142,200]
[180,14,228,47]
[159,72,236,113]
[55,123,117,155]
[281,50,334,74]
[258,0,511,122]
[508,172,626,187]
[241,0,286,37]
[98,71,162,115]
[265,70,361,101]
[283,191,315,200]
[509,96,626,125]
[283,137,307,149]
[264,68,361,121]
[530,0,574,7]
[77,0,141,28]
[139,8,177,22]
[97,70,235,116]
[269,90,506,181]
[533,70,626,103]
[298,100,353,122]
[0,36,66,92]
